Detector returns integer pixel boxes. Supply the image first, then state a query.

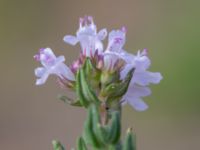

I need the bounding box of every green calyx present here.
[76,58,100,107]
[100,68,135,105]
[61,58,134,110]
[53,58,137,150]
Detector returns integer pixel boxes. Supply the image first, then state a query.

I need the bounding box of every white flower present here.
[121,50,162,111]
[102,27,128,71]
[104,27,162,111]
[63,16,107,57]
[121,50,163,86]
[34,48,75,85]
[106,26,126,53]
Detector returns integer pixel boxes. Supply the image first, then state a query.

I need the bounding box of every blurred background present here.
[0,0,200,149]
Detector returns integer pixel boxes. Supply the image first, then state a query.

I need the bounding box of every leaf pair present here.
[76,58,100,108]
[83,104,121,149]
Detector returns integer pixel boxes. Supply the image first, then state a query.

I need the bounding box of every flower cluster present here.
[34,16,162,111]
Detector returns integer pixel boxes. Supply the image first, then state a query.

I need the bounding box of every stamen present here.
[88,16,94,25]
[142,48,148,56]
[34,54,40,61]
[39,48,45,53]
[94,49,99,58]
[83,16,88,26]
[121,26,127,33]
[79,17,83,28]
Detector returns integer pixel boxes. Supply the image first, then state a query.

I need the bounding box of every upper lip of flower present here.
[63,16,107,57]
[77,16,97,36]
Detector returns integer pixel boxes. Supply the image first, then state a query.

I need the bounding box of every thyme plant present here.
[34,16,162,150]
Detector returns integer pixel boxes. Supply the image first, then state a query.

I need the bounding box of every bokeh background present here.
[0,0,200,149]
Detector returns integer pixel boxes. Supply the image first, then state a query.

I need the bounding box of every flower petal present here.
[97,28,107,40]
[128,97,148,111]
[120,64,134,80]
[125,85,151,98]
[134,55,151,71]
[40,48,57,67]
[63,35,79,45]
[107,29,126,52]
[122,85,151,111]
[35,67,46,77]
[58,64,75,81]
[103,52,120,70]
[35,72,49,85]
[133,71,163,86]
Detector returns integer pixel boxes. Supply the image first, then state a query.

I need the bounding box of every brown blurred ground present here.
[0,0,200,149]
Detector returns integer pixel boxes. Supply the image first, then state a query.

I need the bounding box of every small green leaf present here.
[90,105,109,146]
[101,71,120,87]
[76,69,90,107]
[77,137,88,150]
[83,105,102,148]
[100,82,119,97]
[58,95,82,107]
[76,58,100,107]
[83,58,93,76]
[95,123,109,145]
[107,68,134,101]
[123,128,136,150]
[52,140,65,150]
[108,143,122,150]
[106,111,121,144]
[80,68,99,104]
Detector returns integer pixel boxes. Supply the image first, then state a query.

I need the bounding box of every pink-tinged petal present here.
[133,71,163,86]
[35,67,46,77]
[128,98,148,111]
[107,28,126,52]
[34,48,75,85]
[40,48,57,67]
[64,16,106,58]
[97,28,107,40]
[63,35,79,45]
[34,54,40,61]
[121,26,127,33]
[108,29,125,43]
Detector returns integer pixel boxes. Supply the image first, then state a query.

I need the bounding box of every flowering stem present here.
[34,16,162,150]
